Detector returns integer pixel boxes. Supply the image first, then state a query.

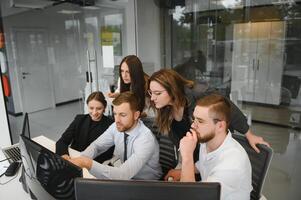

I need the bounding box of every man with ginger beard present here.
[179,94,252,200]
[67,91,161,180]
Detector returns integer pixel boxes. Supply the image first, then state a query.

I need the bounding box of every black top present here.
[56,114,114,163]
[170,109,190,148]
[170,106,200,163]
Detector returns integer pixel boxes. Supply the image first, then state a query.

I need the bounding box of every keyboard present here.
[2,145,21,163]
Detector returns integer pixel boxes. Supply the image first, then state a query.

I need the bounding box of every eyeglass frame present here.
[147,89,166,96]
[190,116,222,126]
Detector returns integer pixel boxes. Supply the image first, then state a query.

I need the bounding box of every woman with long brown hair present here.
[108,55,148,113]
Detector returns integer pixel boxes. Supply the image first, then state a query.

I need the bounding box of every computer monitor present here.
[21,113,31,138]
[74,178,221,200]
[19,135,83,200]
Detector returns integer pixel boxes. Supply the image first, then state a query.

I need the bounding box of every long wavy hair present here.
[149,69,194,134]
[119,55,148,112]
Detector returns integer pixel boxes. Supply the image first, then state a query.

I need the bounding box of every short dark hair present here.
[86,91,107,108]
[196,93,231,129]
[112,91,139,112]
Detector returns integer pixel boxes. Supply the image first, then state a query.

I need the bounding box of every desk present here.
[0,149,30,200]
[0,135,94,199]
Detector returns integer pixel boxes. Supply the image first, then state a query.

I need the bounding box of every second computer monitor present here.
[75,178,221,200]
[19,135,83,200]
[21,112,31,138]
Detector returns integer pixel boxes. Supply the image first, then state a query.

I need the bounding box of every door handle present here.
[22,72,31,75]
[252,59,255,71]
[257,60,259,70]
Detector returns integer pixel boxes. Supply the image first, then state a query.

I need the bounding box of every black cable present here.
[0,163,21,185]
[0,157,11,162]
[20,155,35,180]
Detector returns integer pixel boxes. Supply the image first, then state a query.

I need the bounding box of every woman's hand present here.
[245,129,270,153]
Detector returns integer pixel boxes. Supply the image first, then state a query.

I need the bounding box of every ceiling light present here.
[57,9,82,14]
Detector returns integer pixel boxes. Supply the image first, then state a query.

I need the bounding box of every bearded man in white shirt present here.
[180,93,252,200]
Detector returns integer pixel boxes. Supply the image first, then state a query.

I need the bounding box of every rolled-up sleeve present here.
[89,133,156,180]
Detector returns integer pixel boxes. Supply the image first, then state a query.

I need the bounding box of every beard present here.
[116,121,135,132]
[194,129,215,143]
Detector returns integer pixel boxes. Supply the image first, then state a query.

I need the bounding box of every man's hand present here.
[245,129,270,153]
[180,130,198,182]
[107,92,119,98]
[68,156,93,170]
[61,154,70,160]
[164,169,181,181]
[179,130,198,159]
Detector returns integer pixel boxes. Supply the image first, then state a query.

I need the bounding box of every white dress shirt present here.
[81,119,162,180]
[195,131,252,200]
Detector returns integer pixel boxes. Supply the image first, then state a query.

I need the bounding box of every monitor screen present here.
[21,113,31,138]
[19,135,83,200]
[75,178,221,200]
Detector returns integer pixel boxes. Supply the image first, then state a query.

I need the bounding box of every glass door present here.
[1,0,136,143]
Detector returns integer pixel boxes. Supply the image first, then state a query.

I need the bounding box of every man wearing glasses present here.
[180,93,252,200]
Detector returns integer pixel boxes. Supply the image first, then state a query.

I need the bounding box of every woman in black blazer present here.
[56,91,114,163]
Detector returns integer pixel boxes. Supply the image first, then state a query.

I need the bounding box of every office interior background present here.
[0,0,301,199]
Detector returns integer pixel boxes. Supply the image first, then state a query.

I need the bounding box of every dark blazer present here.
[56,114,114,163]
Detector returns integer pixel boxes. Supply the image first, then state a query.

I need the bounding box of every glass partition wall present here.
[1,0,134,143]
[166,0,301,125]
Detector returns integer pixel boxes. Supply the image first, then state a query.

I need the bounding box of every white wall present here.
[47,13,86,103]
[136,0,161,73]
[2,5,86,113]
[0,75,11,147]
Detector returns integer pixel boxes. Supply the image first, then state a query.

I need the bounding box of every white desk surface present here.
[0,135,95,199]
[0,147,30,200]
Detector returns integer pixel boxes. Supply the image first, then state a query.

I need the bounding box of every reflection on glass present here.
[168,1,301,109]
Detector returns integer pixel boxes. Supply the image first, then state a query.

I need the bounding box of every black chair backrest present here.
[141,117,177,177]
[157,134,177,176]
[232,133,273,200]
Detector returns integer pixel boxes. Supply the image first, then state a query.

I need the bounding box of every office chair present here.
[232,132,273,200]
[141,117,177,178]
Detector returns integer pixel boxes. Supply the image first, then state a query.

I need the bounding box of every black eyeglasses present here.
[190,117,202,125]
[190,117,221,125]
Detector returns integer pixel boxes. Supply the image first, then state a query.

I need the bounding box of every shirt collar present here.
[202,130,233,160]
[123,119,142,139]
